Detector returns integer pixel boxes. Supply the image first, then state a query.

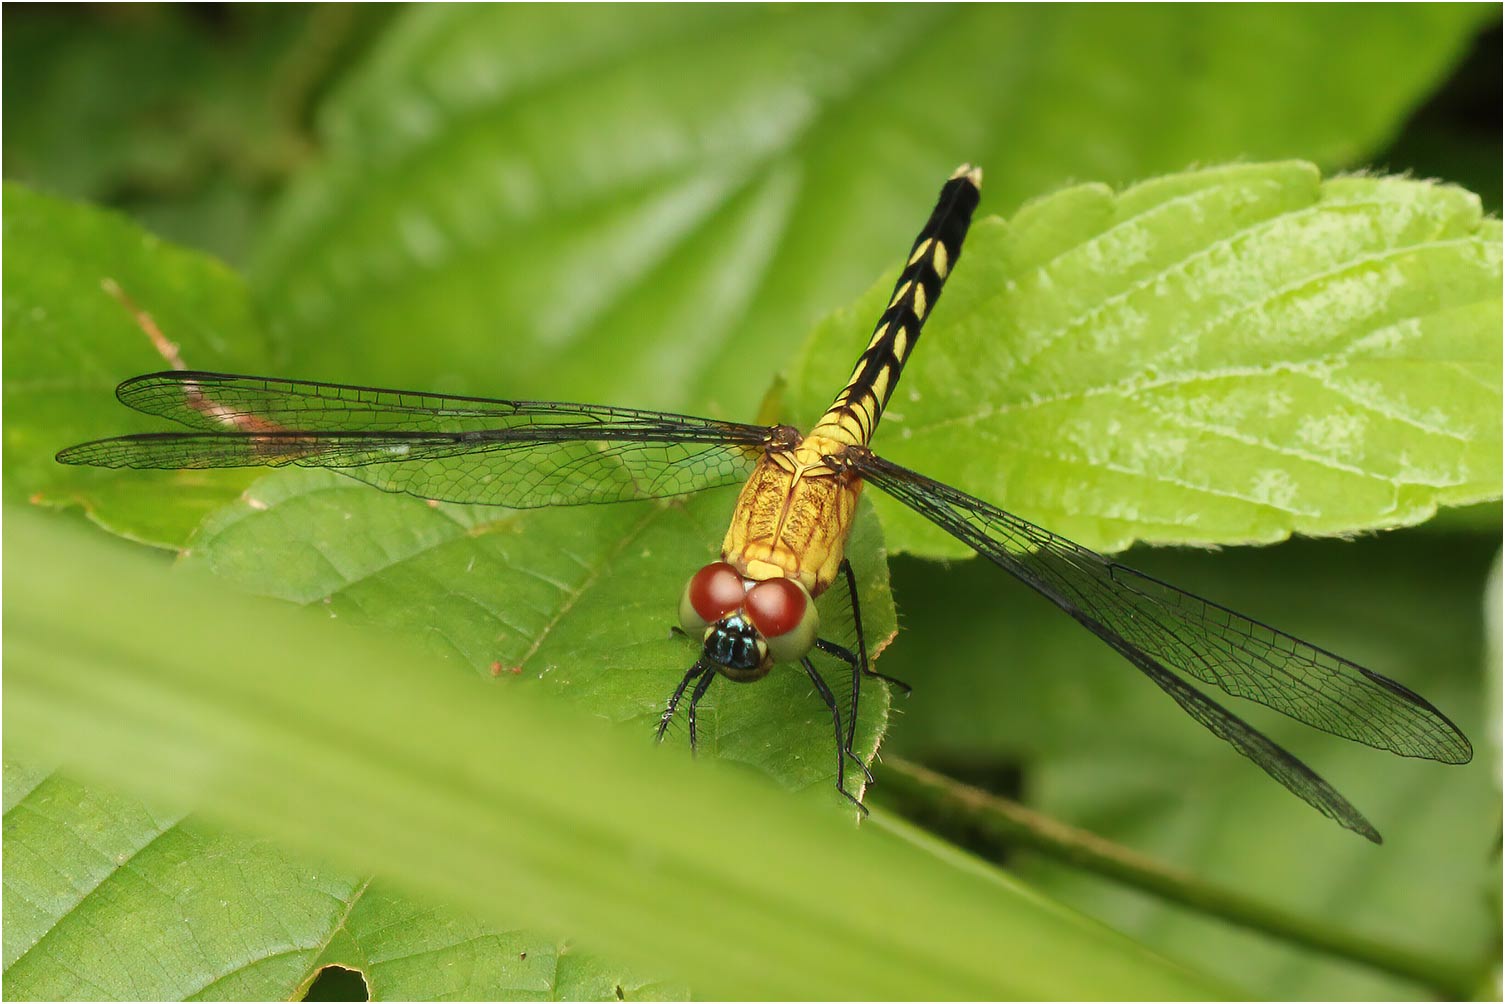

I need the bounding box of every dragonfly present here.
[58,166,1471,841]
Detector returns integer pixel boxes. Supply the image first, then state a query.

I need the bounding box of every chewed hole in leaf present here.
[303,965,370,1002]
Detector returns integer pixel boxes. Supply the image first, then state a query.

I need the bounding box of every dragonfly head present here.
[679,562,820,680]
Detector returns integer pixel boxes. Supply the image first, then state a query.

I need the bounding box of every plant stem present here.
[873,755,1476,999]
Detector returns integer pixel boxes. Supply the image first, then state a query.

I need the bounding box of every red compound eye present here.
[744,578,808,638]
[686,562,746,623]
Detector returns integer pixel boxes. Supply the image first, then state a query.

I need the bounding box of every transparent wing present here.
[107,370,742,433]
[57,371,773,508]
[852,451,1473,841]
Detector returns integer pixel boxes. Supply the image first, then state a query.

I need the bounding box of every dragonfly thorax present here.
[679,561,820,677]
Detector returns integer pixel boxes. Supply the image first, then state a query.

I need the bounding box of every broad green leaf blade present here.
[1,765,685,1001]
[299,884,686,1002]
[181,469,897,798]
[3,771,350,1000]
[3,184,269,547]
[788,162,1502,555]
[249,6,1487,413]
[875,527,1496,998]
[4,509,1227,1000]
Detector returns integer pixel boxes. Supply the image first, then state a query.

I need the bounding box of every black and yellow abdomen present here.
[808,165,982,448]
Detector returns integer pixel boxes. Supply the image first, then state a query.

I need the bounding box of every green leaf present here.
[2,184,268,547]
[248,5,1487,413]
[3,770,344,1000]
[788,162,1502,555]
[1,764,684,1001]
[4,508,1227,1000]
[301,883,688,1002]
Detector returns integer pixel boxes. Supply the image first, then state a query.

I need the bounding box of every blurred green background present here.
[3,4,1501,1001]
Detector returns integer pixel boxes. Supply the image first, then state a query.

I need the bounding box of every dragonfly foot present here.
[838,785,869,816]
[867,670,912,696]
[844,749,875,785]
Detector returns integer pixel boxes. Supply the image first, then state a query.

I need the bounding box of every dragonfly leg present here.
[812,638,875,785]
[837,558,912,696]
[835,559,870,762]
[823,558,910,776]
[684,666,719,755]
[657,658,710,743]
[802,656,868,815]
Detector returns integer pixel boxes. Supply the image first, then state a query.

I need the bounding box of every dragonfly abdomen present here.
[809,165,982,448]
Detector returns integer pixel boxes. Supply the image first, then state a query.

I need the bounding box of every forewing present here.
[113,370,730,433]
[57,371,771,508]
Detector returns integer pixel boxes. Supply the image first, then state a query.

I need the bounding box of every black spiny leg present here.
[684,665,719,753]
[813,638,876,785]
[836,558,870,763]
[830,558,911,761]
[802,656,867,814]
[657,658,710,742]
[841,558,910,692]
